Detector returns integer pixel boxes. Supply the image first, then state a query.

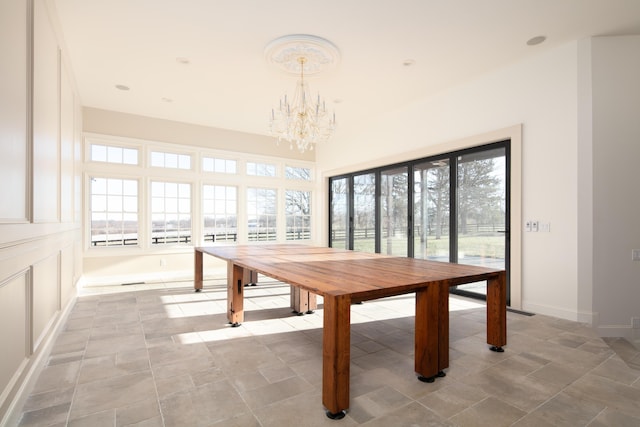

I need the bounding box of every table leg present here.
[486,271,507,352]
[244,269,258,286]
[415,285,441,382]
[322,294,350,419]
[194,249,203,292]
[227,261,245,326]
[290,286,318,314]
[438,284,449,372]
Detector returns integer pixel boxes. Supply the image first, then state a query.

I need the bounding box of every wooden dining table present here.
[194,244,507,419]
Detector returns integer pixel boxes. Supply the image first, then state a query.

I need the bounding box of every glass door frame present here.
[328,139,513,306]
[449,142,510,305]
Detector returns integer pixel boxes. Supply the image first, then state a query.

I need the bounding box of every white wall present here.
[83,107,314,162]
[0,0,83,423]
[591,36,640,338]
[317,42,582,320]
[577,38,595,326]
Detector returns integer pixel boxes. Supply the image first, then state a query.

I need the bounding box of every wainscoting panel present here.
[0,0,28,222]
[60,243,75,309]
[0,273,28,413]
[32,0,60,223]
[32,253,60,353]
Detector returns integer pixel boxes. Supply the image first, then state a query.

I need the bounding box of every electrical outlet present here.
[531,221,539,232]
[525,221,532,232]
[632,317,640,329]
[632,249,640,261]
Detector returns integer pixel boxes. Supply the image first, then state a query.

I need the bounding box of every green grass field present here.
[343,234,505,261]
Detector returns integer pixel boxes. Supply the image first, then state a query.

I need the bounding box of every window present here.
[285,166,311,180]
[327,140,511,304]
[414,159,450,261]
[151,151,191,169]
[247,162,276,177]
[380,167,408,256]
[353,173,376,253]
[90,144,138,165]
[286,190,311,240]
[203,157,237,174]
[329,177,349,249]
[90,177,138,246]
[203,185,237,243]
[247,187,277,241]
[151,181,191,244]
[85,137,317,249]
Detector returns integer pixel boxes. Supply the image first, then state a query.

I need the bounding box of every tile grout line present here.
[585,407,610,426]
[206,323,268,427]
[64,300,97,427]
[518,349,623,426]
[140,291,168,427]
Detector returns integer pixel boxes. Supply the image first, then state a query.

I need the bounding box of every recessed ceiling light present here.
[115,84,130,91]
[526,36,546,46]
[403,59,416,67]
[176,57,190,64]
[161,97,173,103]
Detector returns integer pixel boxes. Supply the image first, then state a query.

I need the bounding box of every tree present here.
[457,158,503,234]
[381,169,408,254]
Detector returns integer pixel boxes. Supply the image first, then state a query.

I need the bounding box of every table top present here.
[197,244,504,302]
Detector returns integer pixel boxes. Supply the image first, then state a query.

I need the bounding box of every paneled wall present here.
[0,0,82,423]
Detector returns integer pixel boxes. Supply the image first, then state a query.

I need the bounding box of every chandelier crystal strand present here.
[270,57,336,153]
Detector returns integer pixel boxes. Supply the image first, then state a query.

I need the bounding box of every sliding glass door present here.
[453,146,507,297]
[330,177,349,249]
[353,173,376,253]
[413,159,450,262]
[380,167,408,256]
[329,141,510,304]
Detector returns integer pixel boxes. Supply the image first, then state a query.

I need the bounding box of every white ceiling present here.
[52,0,640,137]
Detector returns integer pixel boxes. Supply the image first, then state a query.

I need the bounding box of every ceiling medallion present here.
[265,34,340,76]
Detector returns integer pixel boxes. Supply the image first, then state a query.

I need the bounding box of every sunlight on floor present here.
[80,274,488,348]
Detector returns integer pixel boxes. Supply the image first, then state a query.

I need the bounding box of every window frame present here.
[86,139,141,166]
[285,165,312,181]
[246,186,278,242]
[285,189,312,241]
[149,180,193,246]
[83,134,316,255]
[327,140,511,304]
[88,175,140,247]
[149,149,193,170]
[202,155,238,174]
[202,183,238,244]
[246,161,277,178]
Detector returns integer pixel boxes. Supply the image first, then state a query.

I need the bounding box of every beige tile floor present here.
[14,276,640,427]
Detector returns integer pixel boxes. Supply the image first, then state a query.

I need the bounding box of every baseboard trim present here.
[521,302,580,322]
[597,324,634,339]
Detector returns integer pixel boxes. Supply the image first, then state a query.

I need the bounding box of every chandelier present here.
[266,35,340,153]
